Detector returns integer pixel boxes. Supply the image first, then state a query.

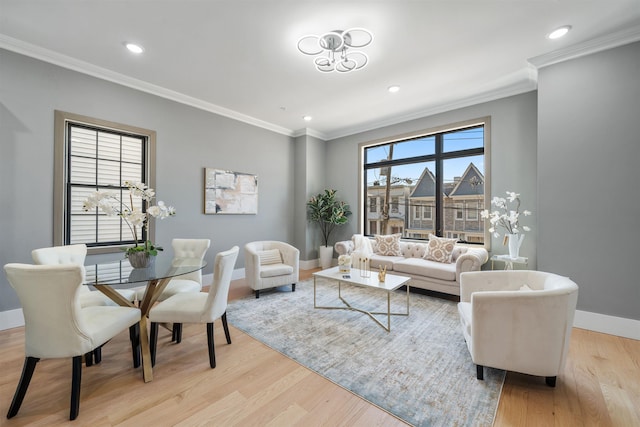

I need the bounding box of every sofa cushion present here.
[425,234,457,263]
[374,234,402,256]
[258,249,283,265]
[393,258,456,281]
[369,254,403,271]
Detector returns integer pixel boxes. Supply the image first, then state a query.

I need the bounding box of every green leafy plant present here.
[307,189,352,247]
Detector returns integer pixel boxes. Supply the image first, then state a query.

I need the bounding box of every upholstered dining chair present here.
[133,238,210,303]
[244,241,299,298]
[31,243,139,366]
[149,246,239,369]
[458,270,579,387]
[31,243,137,308]
[4,263,141,420]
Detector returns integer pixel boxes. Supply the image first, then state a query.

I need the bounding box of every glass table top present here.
[84,256,206,286]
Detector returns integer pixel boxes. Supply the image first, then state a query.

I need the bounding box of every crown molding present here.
[0,34,295,137]
[323,78,537,141]
[291,127,328,140]
[528,25,640,69]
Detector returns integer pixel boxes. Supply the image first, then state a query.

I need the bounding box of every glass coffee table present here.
[313,266,410,332]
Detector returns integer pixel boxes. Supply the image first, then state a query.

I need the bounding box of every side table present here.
[491,254,528,270]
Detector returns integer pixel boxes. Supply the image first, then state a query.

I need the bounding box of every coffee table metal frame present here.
[313,266,410,332]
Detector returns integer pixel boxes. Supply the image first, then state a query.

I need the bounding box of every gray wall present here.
[537,42,640,320]
[325,92,539,266]
[0,49,295,311]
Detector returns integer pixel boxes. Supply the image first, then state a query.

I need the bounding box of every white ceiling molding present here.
[528,24,640,69]
[0,34,295,137]
[320,78,538,141]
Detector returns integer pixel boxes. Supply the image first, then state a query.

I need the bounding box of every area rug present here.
[227,278,505,426]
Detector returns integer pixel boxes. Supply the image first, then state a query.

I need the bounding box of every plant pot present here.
[318,245,334,270]
[507,233,525,259]
[128,252,155,269]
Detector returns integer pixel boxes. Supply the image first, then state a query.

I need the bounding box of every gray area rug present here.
[227,278,505,426]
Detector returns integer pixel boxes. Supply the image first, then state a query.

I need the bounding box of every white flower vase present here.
[507,234,524,259]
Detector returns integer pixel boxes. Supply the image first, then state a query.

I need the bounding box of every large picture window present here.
[361,118,489,245]
[54,111,156,253]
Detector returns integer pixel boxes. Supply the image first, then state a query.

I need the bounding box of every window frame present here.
[357,117,491,247]
[54,111,157,255]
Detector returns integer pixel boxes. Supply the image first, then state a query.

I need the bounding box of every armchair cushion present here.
[260,264,294,278]
[258,249,282,265]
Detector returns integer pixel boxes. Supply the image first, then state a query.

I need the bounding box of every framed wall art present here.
[204,168,258,214]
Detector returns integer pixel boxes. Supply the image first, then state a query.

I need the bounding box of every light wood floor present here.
[0,268,638,426]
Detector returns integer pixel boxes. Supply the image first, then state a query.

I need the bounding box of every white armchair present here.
[458,270,578,387]
[244,241,299,298]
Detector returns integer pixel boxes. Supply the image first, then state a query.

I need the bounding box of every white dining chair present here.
[149,246,239,369]
[4,263,141,420]
[133,238,210,303]
[31,243,140,366]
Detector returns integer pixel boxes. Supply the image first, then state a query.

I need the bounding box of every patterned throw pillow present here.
[374,234,403,256]
[258,249,282,265]
[425,234,457,263]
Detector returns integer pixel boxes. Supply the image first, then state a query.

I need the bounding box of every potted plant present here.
[307,189,352,269]
[480,191,532,259]
[82,181,176,267]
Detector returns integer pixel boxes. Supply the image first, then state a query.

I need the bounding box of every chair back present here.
[171,238,210,283]
[204,246,239,321]
[32,244,87,283]
[4,263,95,358]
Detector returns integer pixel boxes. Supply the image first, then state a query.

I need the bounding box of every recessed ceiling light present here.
[303,115,312,121]
[388,85,400,93]
[125,43,144,54]
[547,26,571,40]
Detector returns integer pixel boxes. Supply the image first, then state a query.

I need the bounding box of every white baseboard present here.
[0,308,24,331]
[573,310,640,340]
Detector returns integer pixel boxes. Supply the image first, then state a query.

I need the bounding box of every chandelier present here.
[297,28,373,73]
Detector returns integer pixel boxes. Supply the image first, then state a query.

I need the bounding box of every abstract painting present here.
[204,168,258,214]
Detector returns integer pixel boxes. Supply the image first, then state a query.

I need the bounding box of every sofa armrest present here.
[334,240,354,256]
[455,248,489,284]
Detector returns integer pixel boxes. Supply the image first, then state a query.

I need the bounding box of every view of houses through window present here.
[362,123,486,244]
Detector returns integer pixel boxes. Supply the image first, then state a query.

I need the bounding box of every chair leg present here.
[7,357,39,419]
[292,283,296,292]
[129,324,141,368]
[207,322,216,368]
[222,312,232,344]
[173,323,183,344]
[93,346,102,364]
[545,376,557,387]
[476,364,484,380]
[150,322,159,367]
[84,351,93,366]
[255,290,260,299]
[70,355,82,420]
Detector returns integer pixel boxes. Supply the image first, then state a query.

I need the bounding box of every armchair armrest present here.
[334,240,354,256]
[460,270,531,302]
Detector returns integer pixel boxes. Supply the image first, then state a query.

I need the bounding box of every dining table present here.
[84,256,207,382]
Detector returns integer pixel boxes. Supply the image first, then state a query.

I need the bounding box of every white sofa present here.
[334,236,488,296]
[458,270,579,386]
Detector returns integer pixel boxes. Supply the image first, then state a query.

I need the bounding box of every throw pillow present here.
[374,234,402,256]
[425,234,457,263]
[258,249,282,265]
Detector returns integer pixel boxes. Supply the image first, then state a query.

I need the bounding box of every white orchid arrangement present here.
[82,181,175,256]
[481,191,531,238]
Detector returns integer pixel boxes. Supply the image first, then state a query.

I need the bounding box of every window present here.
[369,197,377,213]
[54,111,156,254]
[360,118,489,244]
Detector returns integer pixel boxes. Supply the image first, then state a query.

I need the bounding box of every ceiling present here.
[1,1,639,140]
